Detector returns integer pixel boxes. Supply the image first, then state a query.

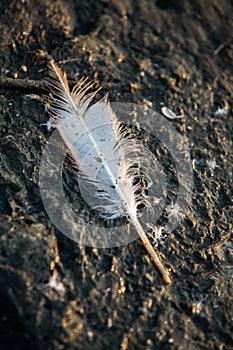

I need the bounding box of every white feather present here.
[47,61,171,284]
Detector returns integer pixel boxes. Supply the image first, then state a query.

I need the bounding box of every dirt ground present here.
[0,0,232,349]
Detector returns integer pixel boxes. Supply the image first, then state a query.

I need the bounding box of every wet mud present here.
[0,1,232,349]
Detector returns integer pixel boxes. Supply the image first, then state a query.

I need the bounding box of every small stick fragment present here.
[0,76,47,94]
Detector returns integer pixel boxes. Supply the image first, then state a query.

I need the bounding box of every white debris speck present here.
[24,94,42,101]
[143,99,153,108]
[152,196,162,204]
[213,107,229,117]
[192,158,218,174]
[40,119,56,132]
[166,203,184,221]
[206,159,218,177]
[213,43,224,55]
[192,295,206,314]
[146,225,166,246]
[135,121,140,130]
[206,159,217,170]
[161,106,183,119]
[42,270,65,293]
[192,159,197,171]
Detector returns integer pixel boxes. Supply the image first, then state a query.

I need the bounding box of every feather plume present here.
[47,61,171,284]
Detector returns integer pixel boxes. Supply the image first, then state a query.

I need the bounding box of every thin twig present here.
[0,76,48,94]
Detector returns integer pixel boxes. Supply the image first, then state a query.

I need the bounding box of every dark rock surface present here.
[0,1,232,349]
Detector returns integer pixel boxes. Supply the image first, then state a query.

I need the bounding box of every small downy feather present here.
[47,61,171,284]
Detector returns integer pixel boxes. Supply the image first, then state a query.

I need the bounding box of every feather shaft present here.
[130,214,171,284]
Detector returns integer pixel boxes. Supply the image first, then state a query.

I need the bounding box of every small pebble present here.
[21,65,28,72]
